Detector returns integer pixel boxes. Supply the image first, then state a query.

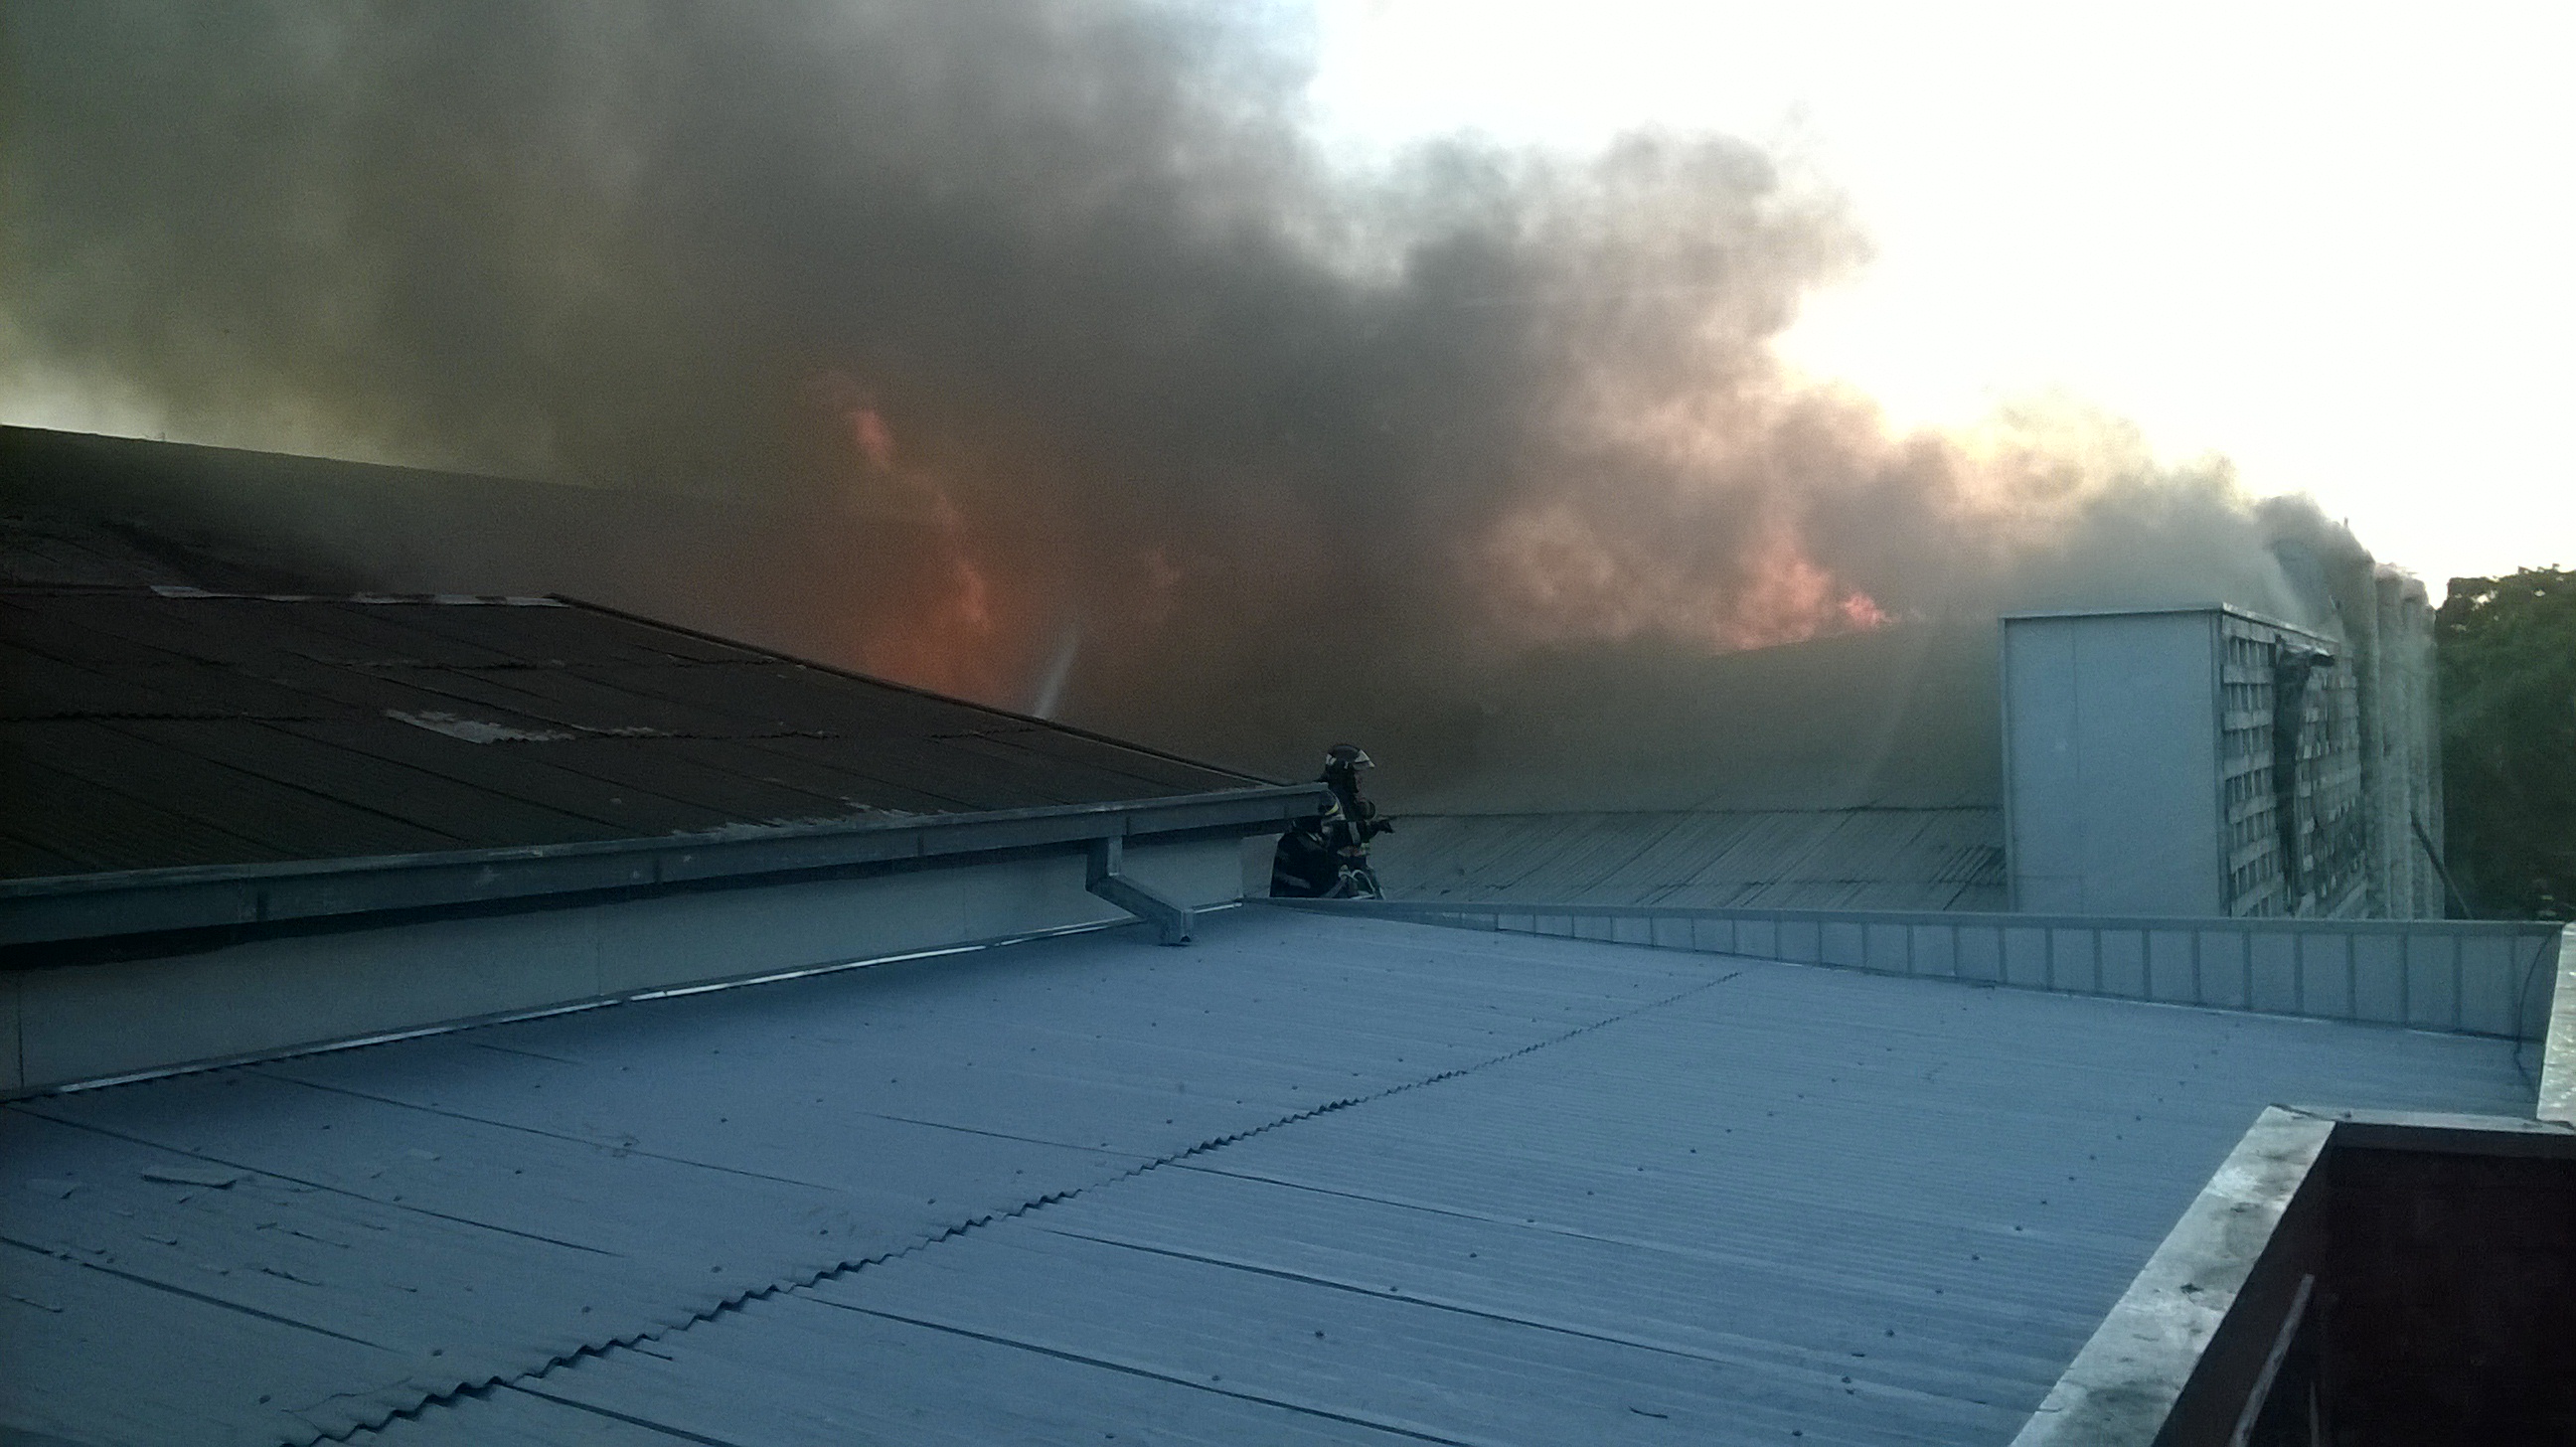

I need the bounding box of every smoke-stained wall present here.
[2373,571,2444,916]
[1,1,2397,805]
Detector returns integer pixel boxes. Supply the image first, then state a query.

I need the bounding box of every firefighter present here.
[1271,744,1392,897]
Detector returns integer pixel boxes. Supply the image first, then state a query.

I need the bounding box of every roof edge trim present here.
[1999,601,2325,636]
[1,782,1327,950]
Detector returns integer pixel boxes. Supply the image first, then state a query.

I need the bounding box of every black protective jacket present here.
[1269,770,1392,897]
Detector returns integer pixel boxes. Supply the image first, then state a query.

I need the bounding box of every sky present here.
[1304,0,2576,592]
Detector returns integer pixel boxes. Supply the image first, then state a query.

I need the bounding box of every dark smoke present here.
[1,1,2365,803]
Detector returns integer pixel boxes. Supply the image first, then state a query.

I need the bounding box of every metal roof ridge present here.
[0,786,1267,895]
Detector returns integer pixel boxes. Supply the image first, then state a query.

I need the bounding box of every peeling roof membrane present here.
[1,908,2525,1446]
[0,587,1262,879]
[382,710,577,743]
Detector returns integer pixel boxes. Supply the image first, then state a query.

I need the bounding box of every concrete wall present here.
[2414,584,2445,915]
[0,836,1242,1096]
[2376,573,2444,917]
[1296,898,2566,1043]
[2338,551,2393,918]
[2537,926,2576,1125]
[2340,563,2442,918]
[2005,611,2225,914]
[2372,572,2412,915]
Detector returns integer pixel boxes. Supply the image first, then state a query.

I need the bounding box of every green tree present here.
[2438,567,2576,919]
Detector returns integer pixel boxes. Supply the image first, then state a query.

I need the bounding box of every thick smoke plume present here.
[2,2,2361,801]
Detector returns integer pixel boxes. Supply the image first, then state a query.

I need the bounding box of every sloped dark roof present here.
[0,586,1264,880]
[0,515,199,589]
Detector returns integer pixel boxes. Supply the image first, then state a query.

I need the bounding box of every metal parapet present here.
[1087,836,1195,945]
[1279,896,2566,1044]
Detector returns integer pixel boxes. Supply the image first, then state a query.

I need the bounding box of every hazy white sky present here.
[1305,0,2575,590]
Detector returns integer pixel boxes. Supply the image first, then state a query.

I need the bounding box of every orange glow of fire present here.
[1480,505,1890,653]
[808,372,1022,703]
[849,405,897,471]
[853,557,1011,702]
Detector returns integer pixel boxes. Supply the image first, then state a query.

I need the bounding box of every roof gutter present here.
[0,782,1329,952]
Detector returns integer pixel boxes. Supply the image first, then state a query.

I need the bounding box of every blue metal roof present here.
[1376,808,2008,911]
[1,908,2527,1445]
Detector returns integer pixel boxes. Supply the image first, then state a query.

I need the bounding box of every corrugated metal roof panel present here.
[0,748,297,870]
[1376,808,2010,911]
[585,659,1013,739]
[1,909,2526,1446]
[274,715,746,835]
[141,717,643,844]
[0,588,1264,878]
[349,663,774,739]
[356,598,770,667]
[357,1294,1435,1446]
[0,591,213,666]
[8,719,464,859]
[654,733,977,816]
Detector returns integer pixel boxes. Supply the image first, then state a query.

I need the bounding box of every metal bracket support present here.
[1086,837,1194,946]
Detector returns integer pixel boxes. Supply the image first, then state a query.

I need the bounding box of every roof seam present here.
[247,1070,1110,1195]
[317,962,1751,1445]
[88,717,484,853]
[0,1233,398,1353]
[2,589,1270,884]
[1023,1223,2014,1414]
[810,1302,1487,1447]
[6,1109,633,1260]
